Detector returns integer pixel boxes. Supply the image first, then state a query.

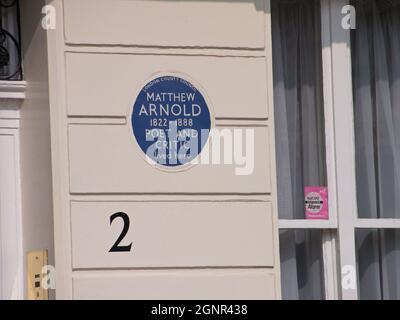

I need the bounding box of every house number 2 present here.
[109,212,133,252]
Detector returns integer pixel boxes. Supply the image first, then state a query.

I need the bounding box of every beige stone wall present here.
[47,0,280,299]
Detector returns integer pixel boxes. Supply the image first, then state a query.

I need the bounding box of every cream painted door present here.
[47,0,280,299]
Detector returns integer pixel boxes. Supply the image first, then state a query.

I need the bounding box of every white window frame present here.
[277,0,344,300]
[321,0,400,300]
[276,0,360,300]
[322,0,358,300]
[278,0,400,300]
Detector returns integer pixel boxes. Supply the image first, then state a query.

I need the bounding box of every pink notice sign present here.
[304,187,329,220]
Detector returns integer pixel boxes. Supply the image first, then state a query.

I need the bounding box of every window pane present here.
[356,229,400,299]
[272,0,327,220]
[351,0,400,218]
[0,1,21,80]
[279,229,325,300]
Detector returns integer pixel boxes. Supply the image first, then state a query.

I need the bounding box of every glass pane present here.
[271,0,328,220]
[356,229,400,299]
[351,0,400,218]
[0,1,21,80]
[279,229,325,300]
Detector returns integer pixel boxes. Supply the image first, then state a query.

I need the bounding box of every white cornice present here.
[0,81,26,127]
[0,81,27,100]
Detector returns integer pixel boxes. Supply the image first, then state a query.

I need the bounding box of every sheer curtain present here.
[352,0,400,299]
[272,0,326,299]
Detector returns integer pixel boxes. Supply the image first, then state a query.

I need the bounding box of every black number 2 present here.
[109,212,133,252]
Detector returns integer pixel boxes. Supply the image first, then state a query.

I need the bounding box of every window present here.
[271,0,334,300]
[356,229,400,299]
[273,0,400,300]
[0,0,21,80]
[279,229,326,299]
[351,0,400,300]
[272,0,327,222]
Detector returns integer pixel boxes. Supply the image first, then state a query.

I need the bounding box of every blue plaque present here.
[131,75,212,169]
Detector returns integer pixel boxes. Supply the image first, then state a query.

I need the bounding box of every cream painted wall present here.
[47,0,280,299]
[19,0,54,299]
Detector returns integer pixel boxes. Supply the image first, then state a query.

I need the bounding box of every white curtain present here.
[352,0,400,300]
[272,0,326,299]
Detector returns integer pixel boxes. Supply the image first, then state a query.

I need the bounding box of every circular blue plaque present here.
[131,75,212,169]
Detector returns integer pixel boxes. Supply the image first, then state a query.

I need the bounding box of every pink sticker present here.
[304,186,329,220]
